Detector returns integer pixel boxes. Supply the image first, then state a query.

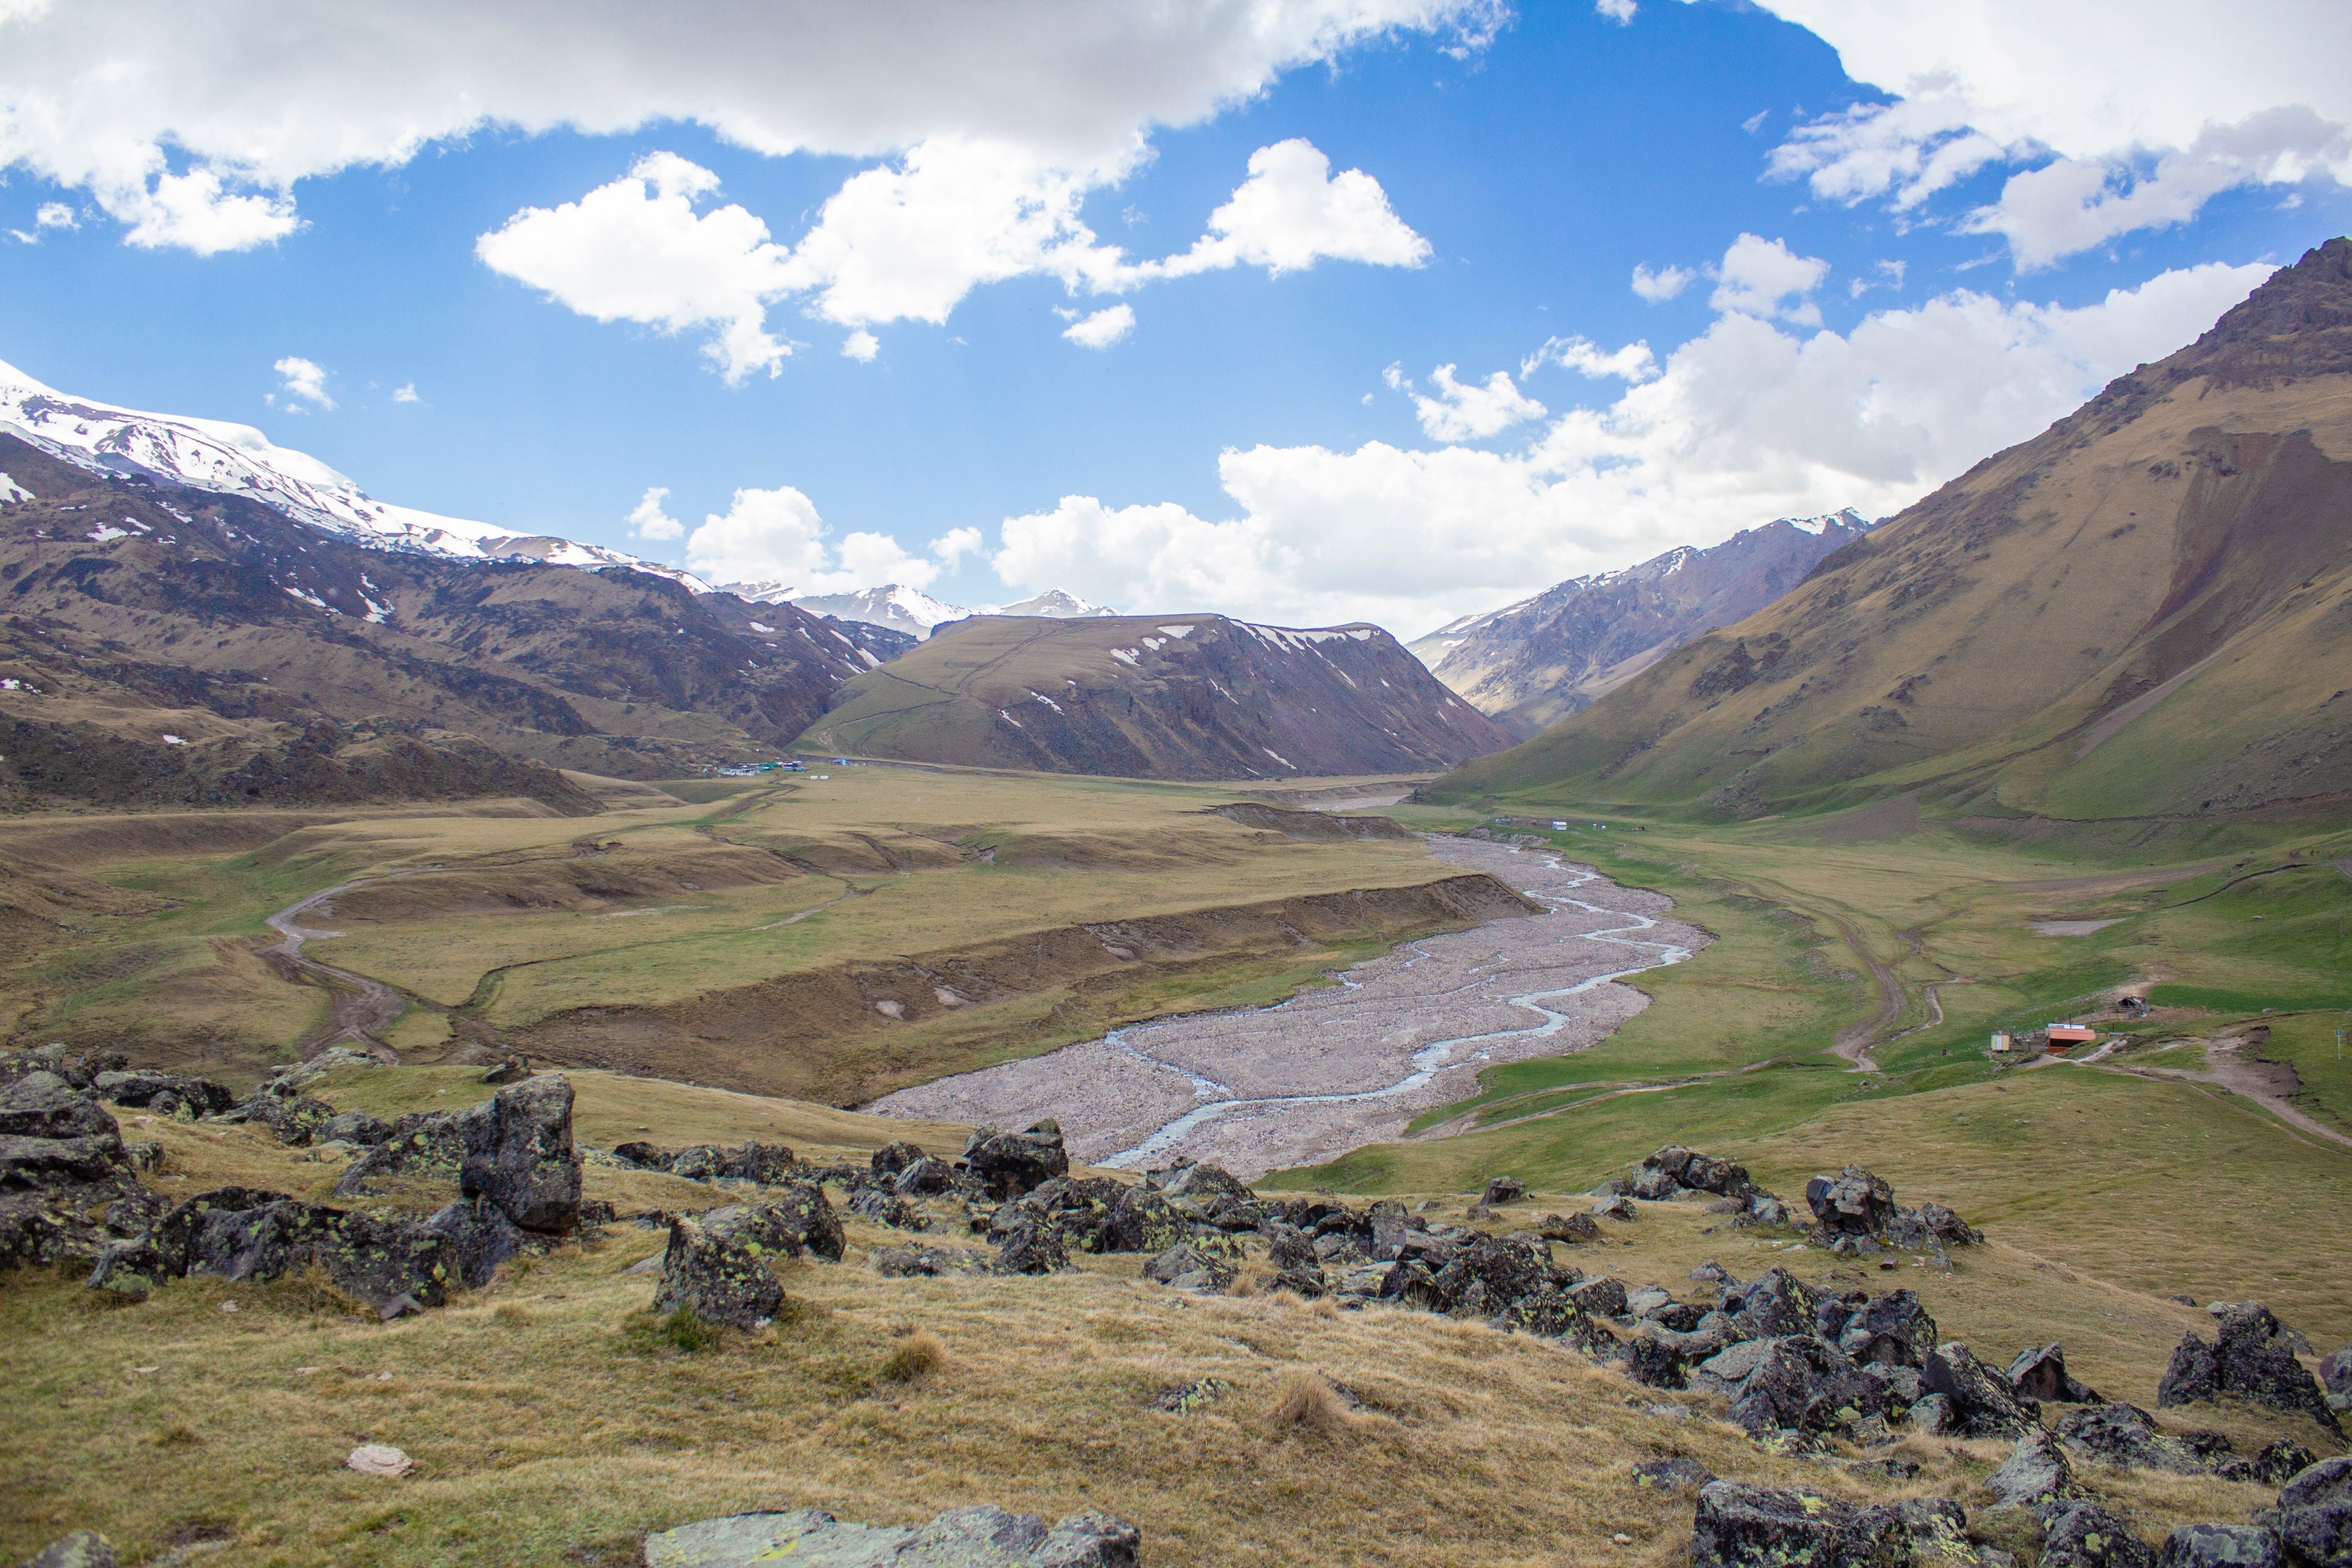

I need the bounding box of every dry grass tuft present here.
[880,1329,948,1384]
[1266,1367,1359,1439]
[492,1303,533,1328]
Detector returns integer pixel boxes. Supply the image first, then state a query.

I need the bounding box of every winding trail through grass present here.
[262,873,434,1050]
[872,838,1707,1177]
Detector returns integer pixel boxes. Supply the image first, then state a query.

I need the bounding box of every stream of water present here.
[1093,859,1694,1167]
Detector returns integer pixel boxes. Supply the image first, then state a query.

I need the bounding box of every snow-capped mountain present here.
[1409,510,1874,736]
[777,583,971,639]
[990,588,1118,619]
[710,581,1121,639]
[0,354,710,589]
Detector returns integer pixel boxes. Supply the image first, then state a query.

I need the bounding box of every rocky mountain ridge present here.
[1411,512,1874,737]
[804,611,1512,778]
[0,434,888,803]
[1437,236,2352,820]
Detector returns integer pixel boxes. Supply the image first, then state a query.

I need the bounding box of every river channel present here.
[870,838,1708,1179]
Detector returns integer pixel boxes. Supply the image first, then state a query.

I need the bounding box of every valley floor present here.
[872,839,1706,1178]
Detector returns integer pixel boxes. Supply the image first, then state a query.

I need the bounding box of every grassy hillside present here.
[1433,238,2352,824]
[1279,807,2352,1336]
[802,612,1510,779]
[0,766,1514,1102]
[5,1061,2333,1568]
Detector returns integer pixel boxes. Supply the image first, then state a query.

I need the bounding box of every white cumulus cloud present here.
[1145,138,1430,278]
[0,2,1493,252]
[391,382,420,403]
[273,355,333,409]
[842,330,880,362]
[1521,335,1657,382]
[475,153,795,383]
[627,485,685,541]
[1752,0,2352,267]
[1708,233,1829,322]
[1386,362,1547,440]
[677,484,970,592]
[1063,303,1136,349]
[992,260,2274,632]
[1630,262,1694,301]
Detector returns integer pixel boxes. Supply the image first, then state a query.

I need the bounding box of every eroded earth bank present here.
[872,837,1709,1177]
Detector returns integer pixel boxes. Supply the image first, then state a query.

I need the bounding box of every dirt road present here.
[262,877,420,1052]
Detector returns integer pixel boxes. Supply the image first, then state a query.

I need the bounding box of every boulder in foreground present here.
[641,1504,1139,1567]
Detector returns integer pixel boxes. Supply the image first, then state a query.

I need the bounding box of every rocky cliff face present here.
[1411,513,1872,737]
[801,612,1513,778]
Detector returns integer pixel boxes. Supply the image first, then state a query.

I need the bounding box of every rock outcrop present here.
[459,1074,583,1232]
[650,1215,786,1330]
[641,1504,1139,1567]
[2258,1456,2352,1568]
[2159,1305,2342,1436]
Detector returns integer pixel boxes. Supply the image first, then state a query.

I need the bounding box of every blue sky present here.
[2,1,2347,635]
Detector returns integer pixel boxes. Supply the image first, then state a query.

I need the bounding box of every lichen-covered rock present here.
[612,1141,674,1171]
[1831,1289,1939,1371]
[2258,1456,2352,1568]
[1150,1159,1251,1207]
[458,1074,582,1233]
[0,1132,132,1189]
[1430,1236,1553,1319]
[1724,1268,1822,1340]
[702,1183,846,1263]
[2057,1403,2213,1475]
[2158,1525,2283,1568]
[1924,1341,2040,1437]
[963,1121,1069,1200]
[2010,1344,2104,1404]
[1989,1427,2081,1510]
[2158,1305,2342,1436]
[1101,1185,1185,1254]
[86,1186,450,1309]
[1806,1166,1898,1237]
[91,1070,235,1117]
[1689,1480,1899,1568]
[997,1221,1069,1276]
[650,1216,785,1329]
[1718,1335,1887,1441]
[243,1092,337,1147]
[1141,1240,1232,1289]
[0,1192,108,1270]
[322,1110,391,1146]
[333,1111,466,1196]
[848,1187,929,1231]
[1868,1498,1983,1568]
[1890,1203,1983,1248]
[641,1504,1140,1568]
[426,1200,531,1289]
[668,1140,799,1185]
[1481,1175,1528,1205]
[1536,1210,1600,1243]
[21,1531,118,1568]
[2042,1504,2157,1568]
[891,1155,956,1197]
[1,1072,127,1142]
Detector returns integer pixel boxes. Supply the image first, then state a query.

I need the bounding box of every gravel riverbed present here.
[870,839,1710,1179]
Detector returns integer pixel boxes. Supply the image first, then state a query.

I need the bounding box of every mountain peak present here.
[2125,234,2352,398]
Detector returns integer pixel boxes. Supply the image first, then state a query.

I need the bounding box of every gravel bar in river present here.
[869,838,1709,1180]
